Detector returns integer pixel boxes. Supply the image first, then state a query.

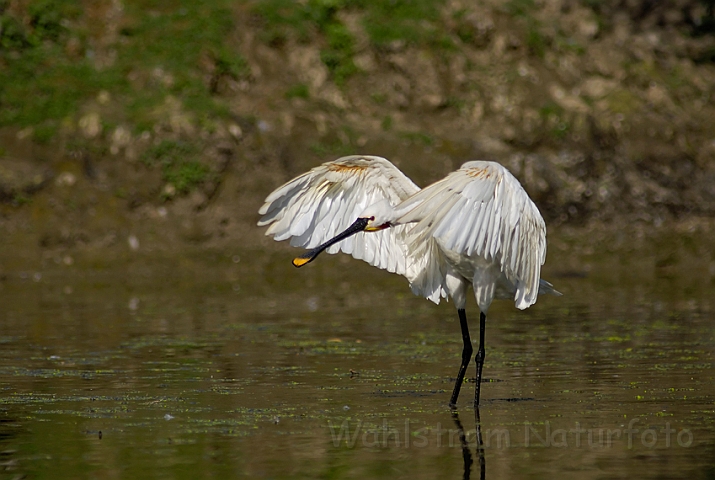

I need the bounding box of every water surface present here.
[0,235,714,479]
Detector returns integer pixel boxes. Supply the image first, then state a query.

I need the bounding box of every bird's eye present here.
[369,216,375,221]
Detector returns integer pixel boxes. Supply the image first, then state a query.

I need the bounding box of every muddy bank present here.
[2,0,715,261]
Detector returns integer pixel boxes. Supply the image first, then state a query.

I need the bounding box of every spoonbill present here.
[257,155,559,406]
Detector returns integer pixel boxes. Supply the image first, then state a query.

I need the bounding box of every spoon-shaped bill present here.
[292,217,369,268]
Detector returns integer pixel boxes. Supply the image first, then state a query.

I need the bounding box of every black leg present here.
[474,312,486,406]
[450,309,473,408]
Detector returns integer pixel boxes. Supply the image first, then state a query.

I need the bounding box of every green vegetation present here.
[503,0,549,58]
[164,160,210,195]
[32,123,58,144]
[309,125,360,156]
[212,47,251,81]
[0,0,570,149]
[399,131,434,146]
[525,24,547,58]
[538,102,571,140]
[0,0,80,49]
[1,0,91,127]
[251,0,358,84]
[370,93,388,105]
[320,21,358,85]
[250,0,316,44]
[0,0,245,196]
[250,0,450,85]
[504,0,536,18]
[118,1,243,126]
[0,0,245,138]
[380,115,393,131]
[361,0,447,49]
[285,83,310,100]
[12,193,32,206]
[605,88,642,114]
[142,140,210,196]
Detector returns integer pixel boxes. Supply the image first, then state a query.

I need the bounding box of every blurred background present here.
[1,1,715,479]
[2,0,715,257]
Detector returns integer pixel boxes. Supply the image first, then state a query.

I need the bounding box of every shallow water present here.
[0,235,714,479]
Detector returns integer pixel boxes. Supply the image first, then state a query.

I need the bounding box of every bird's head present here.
[359,200,395,232]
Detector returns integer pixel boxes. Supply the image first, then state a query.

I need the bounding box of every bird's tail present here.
[538,279,562,296]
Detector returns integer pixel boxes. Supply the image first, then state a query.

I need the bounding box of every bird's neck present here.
[389,199,424,226]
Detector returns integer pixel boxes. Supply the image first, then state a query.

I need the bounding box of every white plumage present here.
[258,154,559,406]
[259,155,419,276]
[258,155,554,311]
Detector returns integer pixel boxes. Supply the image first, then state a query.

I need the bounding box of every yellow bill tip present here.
[292,257,310,268]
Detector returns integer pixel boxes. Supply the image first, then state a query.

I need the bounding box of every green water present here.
[0,237,714,479]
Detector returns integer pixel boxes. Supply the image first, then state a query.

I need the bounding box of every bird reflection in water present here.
[452,408,486,480]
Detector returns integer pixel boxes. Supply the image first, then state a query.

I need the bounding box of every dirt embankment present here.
[1,0,715,260]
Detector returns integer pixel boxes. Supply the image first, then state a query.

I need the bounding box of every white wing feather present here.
[258,155,420,275]
[397,161,546,309]
[259,157,548,310]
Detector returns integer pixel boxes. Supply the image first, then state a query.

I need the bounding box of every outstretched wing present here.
[397,161,546,309]
[258,155,420,275]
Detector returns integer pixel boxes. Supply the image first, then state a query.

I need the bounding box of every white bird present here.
[258,155,560,407]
